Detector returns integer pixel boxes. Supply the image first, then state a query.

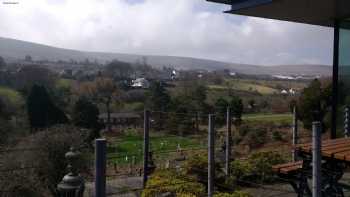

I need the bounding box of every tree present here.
[0,126,89,196]
[147,81,170,111]
[104,60,134,80]
[27,85,68,130]
[230,96,244,122]
[147,81,171,129]
[298,79,332,130]
[215,97,229,125]
[15,65,56,94]
[0,56,6,69]
[72,97,101,140]
[80,78,119,132]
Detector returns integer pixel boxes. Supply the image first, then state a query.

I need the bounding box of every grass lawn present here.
[208,80,278,95]
[0,86,23,105]
[56,78,75,89]
[243,113,292,123]
[107,131,204,165]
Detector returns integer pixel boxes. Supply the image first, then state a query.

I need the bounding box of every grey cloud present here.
[0,0,333,65]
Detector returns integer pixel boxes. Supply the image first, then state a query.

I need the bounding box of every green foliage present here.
[230,160,253,182]
[142,169,205,197]
[104,60,134,80]
[247,127,267,148]
[230,96,244,121]
[298,79,332,130]
[147,81,170,110]
[0,125,89,197]
[215,97,229,125]
[214,191,252,197]
[0,86,24,114]
[272,130,283,141]
[27,84,68,130]
[183,153,224,183]
[247,151,285,182]
[230,151,285,183]
[72,97,101,141]
[0,118,13,145]
[0,56,6,69]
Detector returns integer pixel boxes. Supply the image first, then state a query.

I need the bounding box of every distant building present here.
[229,72,236,76]
[131,78,150,89]
[171,70,177,80]
[289,88,296,95]
[281,89,288,95]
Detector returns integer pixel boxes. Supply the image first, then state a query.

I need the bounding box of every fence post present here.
[143,110,150,188]
[292,106,298,161]
[344,106,350,137]
[208,114,215,197]
[196,112,200,134]
[95,139,106,197]
[225,107,231,176]
[312,121,321,197]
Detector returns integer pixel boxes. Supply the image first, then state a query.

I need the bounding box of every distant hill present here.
[0,37,332,76]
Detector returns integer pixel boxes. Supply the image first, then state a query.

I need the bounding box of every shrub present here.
[229,160,253,182]
[272,130,283,141]
[247,127,267,148]
[238,124,250,137]
[229,151,285,184]
[142,169,205,197]
[248,151,285,182]
[214,191,252,197]
[0,125,90,196]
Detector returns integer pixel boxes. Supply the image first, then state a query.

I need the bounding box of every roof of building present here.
[207,0,350,27]
[99,112,141,119]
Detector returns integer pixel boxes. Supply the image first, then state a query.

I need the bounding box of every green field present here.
[208,80,279,95]
[107,132,204,164]
[243,113,292,123]
[0,86,23,105]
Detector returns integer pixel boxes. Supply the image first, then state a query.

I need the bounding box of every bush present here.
[230,160,253,182]
[214,191,252,197]
[272,130,283,141]
[0,125,90,196]
[247,151,285,182]
[238,124,250,137]
[229,151,285,184]
[247,127,267,148]
[142,169,205,197]
[183,153,208,182]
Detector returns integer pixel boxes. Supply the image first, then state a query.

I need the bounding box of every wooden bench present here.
[272,161,311,196]
[272,161,303,174]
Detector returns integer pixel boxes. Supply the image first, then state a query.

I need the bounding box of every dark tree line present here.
[27,85,68,131]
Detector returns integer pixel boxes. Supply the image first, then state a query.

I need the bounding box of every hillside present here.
[0,37,332,76]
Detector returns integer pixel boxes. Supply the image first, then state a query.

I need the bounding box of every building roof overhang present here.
[207,0,350,27]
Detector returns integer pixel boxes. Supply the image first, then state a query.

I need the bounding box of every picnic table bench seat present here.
[272,161,303,174]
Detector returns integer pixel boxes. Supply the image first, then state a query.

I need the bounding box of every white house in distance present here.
[131,78,150,89]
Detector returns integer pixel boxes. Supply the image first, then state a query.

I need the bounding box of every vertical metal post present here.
[344,106,350,137]
[331,20,340,139]
[292,106,298,161]
[95,139,106,197]
[208,114,215,197]
[196,112,199,134]
[143,110,150,188]
[225,107,231,176]
[312,121,322,197]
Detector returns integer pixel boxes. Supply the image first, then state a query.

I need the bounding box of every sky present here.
[0,0,334,66]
